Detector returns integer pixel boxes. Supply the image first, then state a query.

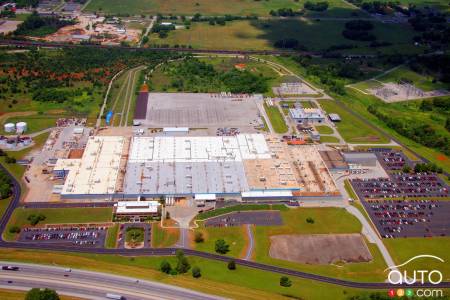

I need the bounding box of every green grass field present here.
[149,19,417,53]
[377,65,449,92]
[86,0,303,16]
[196,204,288,220]
[315,125,334,134]
[4,207,112,241]
[384,237,450,281]
[193,224,247,258]
[1,114,60,135]
[152,223,179,247]
[105,224,119,248]
[319,135,340,143]
[0,248,376,300]
[264,103,288,133]
[318,100,389,144]
[253,207,387,282]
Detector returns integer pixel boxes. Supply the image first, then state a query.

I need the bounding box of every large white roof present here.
[128,134,271,163]
[60,136,125,195]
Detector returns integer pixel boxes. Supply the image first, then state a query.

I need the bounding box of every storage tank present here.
[16,122,27,133]
[4,123,15,133]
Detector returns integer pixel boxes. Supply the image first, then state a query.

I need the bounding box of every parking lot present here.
[373,149,409,171]
[362,200,450,238]
[19,226,107,247]
[351,173,448,199]
[204,211,283,227]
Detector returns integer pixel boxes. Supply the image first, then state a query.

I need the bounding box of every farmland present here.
[85,0,357,16]
[149,18,417,53]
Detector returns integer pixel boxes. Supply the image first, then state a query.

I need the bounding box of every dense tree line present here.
[14,12,75,37]
[342,20,376,41]
[304,1,329,11]
[0,166,12,199]
[409,55,450,83]
[409,12,449,50]
[269,8,300,17]
[368,104,450,155]
[159,57,268,93]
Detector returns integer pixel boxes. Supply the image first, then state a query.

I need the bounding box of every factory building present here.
[290,108,325,124]
[55,136,125,199]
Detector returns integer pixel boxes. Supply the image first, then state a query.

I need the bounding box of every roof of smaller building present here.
[328,113,341,121]
[343,152,377,159]
[115,201,160,214]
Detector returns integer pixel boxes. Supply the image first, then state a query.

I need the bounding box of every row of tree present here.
[368,104,450,156]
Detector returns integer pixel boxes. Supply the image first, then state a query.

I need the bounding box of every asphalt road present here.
[0,261,223,300]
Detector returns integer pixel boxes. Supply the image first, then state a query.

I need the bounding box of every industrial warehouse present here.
[50,133,340,202]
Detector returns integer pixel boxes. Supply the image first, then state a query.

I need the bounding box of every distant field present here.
[86,0,301,15]
[149,19,416,52]
[85,0,357,16]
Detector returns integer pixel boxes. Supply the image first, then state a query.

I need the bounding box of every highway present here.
[0,262,224,300]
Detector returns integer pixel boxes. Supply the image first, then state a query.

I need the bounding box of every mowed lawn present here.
[384,237,450,281]
[253,207,388,282]
[318,99,389,144]
[1,115,60,135]
[4,207,113,240]
[193,224,247,258]
[152,223,179,248]
[264,103,288,133]
[150,19,416,52]
[0,289,83,300]
[85,0,303,15]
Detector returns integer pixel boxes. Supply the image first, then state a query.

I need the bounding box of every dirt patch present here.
[0,111,37,124]
[269,234,372,264]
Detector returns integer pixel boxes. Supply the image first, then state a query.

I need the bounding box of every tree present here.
[9,225,21,234]
[175,250,191,274]
[280,276,292,287]
[25,288,60,300]
[215,239,230,254]
[192,266,201,278]
[306,217,315,224]
[227,260,236,270]
[402,165,411,173]
[194,232,204,243]
[160,260,172,274]
[27,214,46,226]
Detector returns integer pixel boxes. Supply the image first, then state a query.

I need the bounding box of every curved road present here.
[1,164,450,290]
[0,261,223,300]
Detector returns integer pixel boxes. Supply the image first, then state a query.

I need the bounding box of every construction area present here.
[269,234,373,264]
[135,92,264,130]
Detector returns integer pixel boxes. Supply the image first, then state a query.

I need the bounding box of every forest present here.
[153,58,268,93]
[0,47,180,114]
